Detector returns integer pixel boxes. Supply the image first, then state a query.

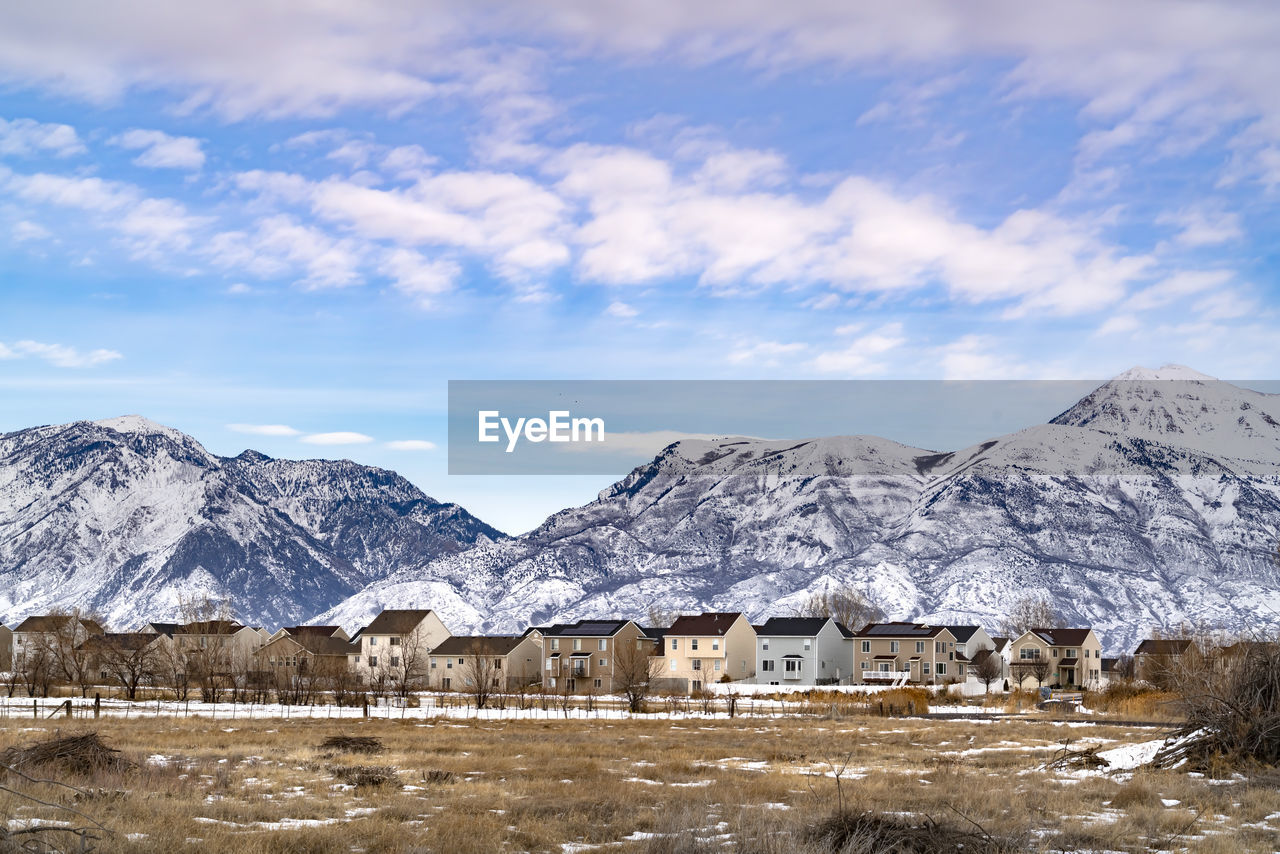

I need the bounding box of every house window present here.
[803,639,811,651]
[369,656,378,667]
[1019,648,1041,660]
[390,657,400,667]
[1052,648,1059,658]
[390,637,401,646]
[354,655,361,664]
[443,677,451,689]
[494,659,502,669]
[573,639,582,651]
[691,659,702,670]
[446,659,453,669]
[457,658,464,665]
[594,679,602,688]
[890,641,899,653]
[861,641,870,653]
[784,659,802,674]
[430,657,437,669]
[671,638,678,650]
[860,661,868,670]
[670,659,677,671]
[369,637,377,646]
[691,639,699,651]
[712,639,719,651]
[762,660,775,672]
[599,639,607,651]
[599,658,608,667]
[551,639,559,650]
[548,677,556,688]
[916,641,925,654]
[761,639,769,650]
[714,660,721,671]
[923,662,931,674]
[692,680,702,691]
[937,663,947,675]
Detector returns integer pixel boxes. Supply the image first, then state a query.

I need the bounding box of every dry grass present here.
[3,714,1279,853]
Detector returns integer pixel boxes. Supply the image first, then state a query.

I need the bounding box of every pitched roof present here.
[14,615,105,635]
[364,609,436,635]
[666,613,747,637]
[147,622,181,638]
[80,632,161,652]
[538,619,634,638]
[282,625,344,638]
[852,622,947,639]
[945,626,981,643]
[260,634,355,656]
[641,626,668,641]
[969,648,997,666]
[1134,638,1193,656]
[757,617,837,637]
[1101,657,1119,672]
[177,620,246,635]
[1029,628,1093,646]
[992,637,1010,652]
[432,636,527,656]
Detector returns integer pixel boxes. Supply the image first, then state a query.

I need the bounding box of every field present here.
[3,710,1279,853]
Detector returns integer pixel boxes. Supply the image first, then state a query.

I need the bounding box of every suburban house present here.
[350,609,451,687]
[853,623,961,685]
[269,625,351,643]
[0,624,11,671]
[661,612,756,692]
[1132,638,1197,684]
[254,632,356,681]
[754,617,854,686]
[535,619,651,693]
[1008,628,1104,689]
[11,615,106,667]
[426,635,542,690]
[79,632,173,692]
[946,625,995,660]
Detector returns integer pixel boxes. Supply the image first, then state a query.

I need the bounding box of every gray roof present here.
[432,636,527,656]
[945,626,981,643]
[538,619,633,638]
[364,610,436,635]
[853,622,946,639]
[757,617,848,637]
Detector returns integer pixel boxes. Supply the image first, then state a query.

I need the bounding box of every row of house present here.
[0,609,1118,695]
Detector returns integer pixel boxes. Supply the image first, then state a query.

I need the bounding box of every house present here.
[754,617,854,686]
[268,625,350,643]
[426,635,542,691]
[1008,628,1104,689]
[852,623,960,685]
[351,609,451,688]
[0,624,11,671]
[535,619,651,693]
[660,612,756,692]
[945,625,995,660]
[254,632,357,681]
[1132,638,1197,685]
[12,615,106,667]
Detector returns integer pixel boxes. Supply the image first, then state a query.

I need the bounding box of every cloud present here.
[1156,205,1244,247]
[810,322,905,374]
[12,220,51,242]
[0,117,85,157]
[0,339,122,367]
[1095,314,1140,337]
[206,214,364,288]
[1122,270,1234,312]
[379,248,459,306]
[225,282,253,294]
[726,339,805,366]
[385,439,437,451]
[227,423,300,436]
[604,301,637,318]
[300,431,375,445]
[112,129,206,169]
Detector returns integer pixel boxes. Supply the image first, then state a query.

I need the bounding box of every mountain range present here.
[3,366,1279,653]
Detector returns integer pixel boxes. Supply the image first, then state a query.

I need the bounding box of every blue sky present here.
[1,1,1278,533]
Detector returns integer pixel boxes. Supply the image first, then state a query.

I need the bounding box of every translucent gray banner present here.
[447,378,1280,476]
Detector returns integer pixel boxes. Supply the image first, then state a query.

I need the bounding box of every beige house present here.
[79,632,173,696]
[350,609,451,689]
[853,623,961,685]
[1008,628,1104,689]
[1132,638,1198,685]
[535,619,651,693]
[255,632,356,680]
[12,615,106,668]
[660,612,756,692]
[268,625,350,643]
[427,635,542,691]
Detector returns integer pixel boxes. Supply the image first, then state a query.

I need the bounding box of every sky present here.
[1,1,1278,534]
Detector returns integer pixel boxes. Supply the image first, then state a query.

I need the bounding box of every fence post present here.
[33,700,38,719]
[94,693,101,719]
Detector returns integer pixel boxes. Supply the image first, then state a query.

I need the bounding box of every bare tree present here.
[91,634,166,700]
[461,639,501,710]
[797,588,884,632]
[973,650,1003,694]
[388,623,430,701]
[645,602,677,630]
[613,636,660,713]
[999,594,1063,639]
[18,643,54,698]
[45,608,103,697]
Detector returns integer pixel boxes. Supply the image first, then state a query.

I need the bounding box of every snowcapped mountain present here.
[321,367,1280,653]
[0,416,503,628]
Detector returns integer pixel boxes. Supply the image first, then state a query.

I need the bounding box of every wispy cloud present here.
[0,116,85,157]
[385,439,437,451]
[227,423,300,436]
[111,128,206,170]
[0,339,121,368]
[300,431,375,445]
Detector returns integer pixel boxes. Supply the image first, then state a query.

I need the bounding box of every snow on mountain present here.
[0,418,503,628]
[321,368,1280,653]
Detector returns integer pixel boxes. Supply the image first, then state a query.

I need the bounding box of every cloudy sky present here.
[1,1,1278,532]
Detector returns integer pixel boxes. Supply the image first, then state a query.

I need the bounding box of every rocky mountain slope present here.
[321,367,1280,652]
[0,416,502,628]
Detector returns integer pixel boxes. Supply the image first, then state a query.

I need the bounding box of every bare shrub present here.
[803,810,1027,854]
[330,764,401,787]
[319,735,383,754]
[2,731,135,777]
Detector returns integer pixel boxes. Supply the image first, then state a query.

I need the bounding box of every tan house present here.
[255,632,356,680]
[268,625,351,643]
[427,635,542,691]
[1009,628,1104,689]
[1132,638,1197,685]
[350,609,451,689]
[79,632,173,697]
[853,623,960,685]
[0,624,11,671]
[12,615,106,668]
[536,619,651,693]
[660,612,755,692]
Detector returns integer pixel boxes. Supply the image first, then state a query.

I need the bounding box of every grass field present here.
[3,712,1278,853]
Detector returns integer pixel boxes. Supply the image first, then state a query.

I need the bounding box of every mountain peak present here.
[1110,364,1218,383]
[92,414,185,438]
